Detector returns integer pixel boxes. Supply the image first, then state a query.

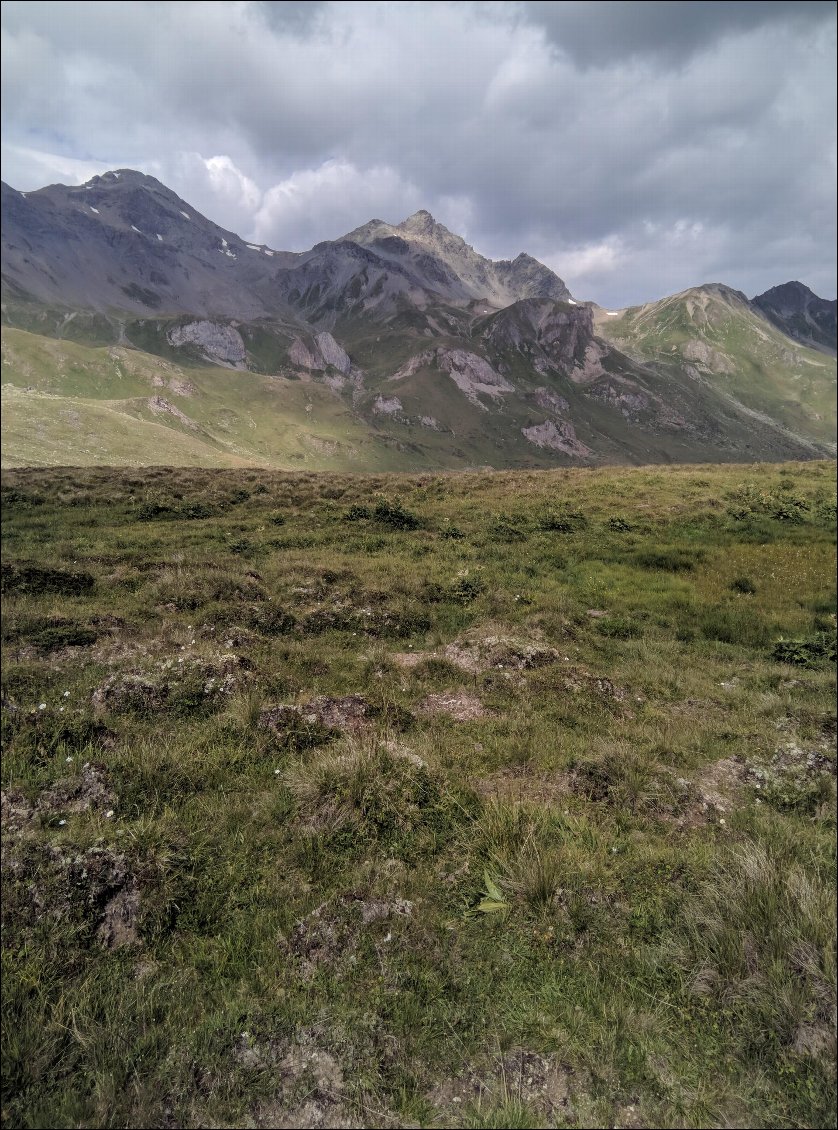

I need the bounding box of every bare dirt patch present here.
[97,882,141,949]
[2,841,140,948]
[443,631,560,675]
[1,788,36,838]
[417,692,488,722]
[38,762,116,816]
[261,695,372,740]
[427,1047,578,1127]
[694,756,746,812]
[253,1042,371,1129]
[285,894,414,980]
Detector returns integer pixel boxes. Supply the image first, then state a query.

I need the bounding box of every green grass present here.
[599,286,837,447]
[1,460,836,1128]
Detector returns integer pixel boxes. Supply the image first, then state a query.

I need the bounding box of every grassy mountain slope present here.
[0,327,425,471]
[4,312,835,470]
[597,285,837,448]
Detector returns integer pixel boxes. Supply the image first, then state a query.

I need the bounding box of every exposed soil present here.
[261,694,372,739]
[286,895,414,980]
[417,692,488,721]
[427,1047,579,1127]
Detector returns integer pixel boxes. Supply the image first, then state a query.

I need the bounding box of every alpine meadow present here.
[1,2,837,1128]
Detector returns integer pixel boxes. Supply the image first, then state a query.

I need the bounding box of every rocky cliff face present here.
[167,321,247,367]
[482,299,594,372]
[289,332,352,375]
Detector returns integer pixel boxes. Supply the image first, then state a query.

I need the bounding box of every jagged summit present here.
[341,208,572,307]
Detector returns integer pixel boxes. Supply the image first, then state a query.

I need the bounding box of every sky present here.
[1,0,836,307]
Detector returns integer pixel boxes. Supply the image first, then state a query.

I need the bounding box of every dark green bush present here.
[1,563,95,597]
[730,576,757,594]
[539,508,586,533]
[698,605,773,647]
[598,616,643,639]
[772,635,836,667]
[373,499,420,530]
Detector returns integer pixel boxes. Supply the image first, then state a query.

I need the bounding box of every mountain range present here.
[1,169,835,470]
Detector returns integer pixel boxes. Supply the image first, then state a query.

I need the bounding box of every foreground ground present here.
[1,461,836,1129]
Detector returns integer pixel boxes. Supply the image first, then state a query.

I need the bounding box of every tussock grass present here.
[1,460,835,1128]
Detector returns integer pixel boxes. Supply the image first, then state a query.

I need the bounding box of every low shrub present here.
[772,634,836,667]
[373,499,420,530]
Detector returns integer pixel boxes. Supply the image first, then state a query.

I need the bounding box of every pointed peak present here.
[755,280,816,302]
[399,209,446,234]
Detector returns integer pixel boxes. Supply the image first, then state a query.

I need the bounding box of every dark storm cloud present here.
[1,1,835,306]
[257,0,327,35]
[522,1,835,66]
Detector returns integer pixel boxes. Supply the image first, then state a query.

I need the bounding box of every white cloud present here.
[253,159,423,248]
[0,143,114,188]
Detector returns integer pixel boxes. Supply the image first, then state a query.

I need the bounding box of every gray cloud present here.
[1,0,835,306]
[521,1,834,66]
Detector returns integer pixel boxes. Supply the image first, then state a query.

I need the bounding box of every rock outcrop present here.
[289,332,351,374]
[167,320,246,367]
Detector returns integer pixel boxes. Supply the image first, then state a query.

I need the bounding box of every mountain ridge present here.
[1,169,835,470]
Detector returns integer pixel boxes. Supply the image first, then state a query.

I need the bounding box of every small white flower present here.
[59,707,65,713]
[38,703,47,710]
[58,819,66,826]
[274,768,281,775]
[105,810,114,818]
[719,818,726,826]
[63,691,71,698]
[65,756,73,763]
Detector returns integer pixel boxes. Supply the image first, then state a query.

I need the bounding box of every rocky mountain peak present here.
[399,209,439,232]
[753,280,837,355]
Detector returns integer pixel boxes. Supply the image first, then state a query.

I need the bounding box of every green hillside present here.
[598,286,837,447]
[1,328,415,471]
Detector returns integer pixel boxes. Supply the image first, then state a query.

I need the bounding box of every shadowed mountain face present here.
[752,281,837,356]
[1,171,835,470]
